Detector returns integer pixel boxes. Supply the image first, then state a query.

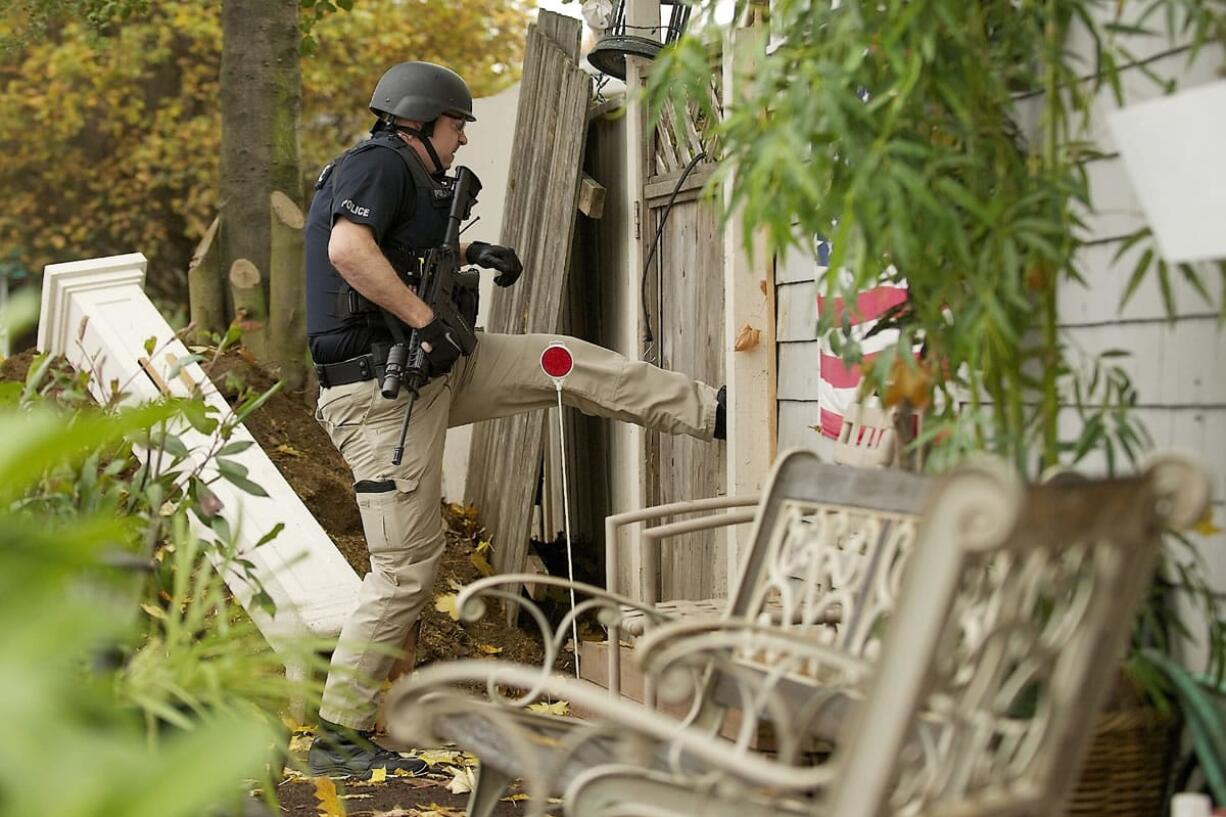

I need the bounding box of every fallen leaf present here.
[411,748,464,766]
[476,643,503,655]
[733,323,761,352]
[475,538,492,555]
[470,552,495,577]
[445,766,476,794]
[387,777,438,790]
[501,793,531,803]
[1193,509,1221,536]
[313,777,346,817]
[339,793,373,800]
[433,594,459,621]
[140,603,166,620]
[368,767,387,783]
[276,443,302,457]
[526,699,570,717]
[288,733,313,754]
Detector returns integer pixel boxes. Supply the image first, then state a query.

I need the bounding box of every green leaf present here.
[215,458,249,481]
[1119,247,1154,310]
[181,399,218,435]
[253,522,285,549]
[217,440,254,457]
[0,402,179,499]
[154,432,190,460]
[217,469,269,499]
[233,381,283,426]
[1177,263,1213,307]
[210,513,233,544]
[1143,649,1226,803]
[1156,260,1175,320]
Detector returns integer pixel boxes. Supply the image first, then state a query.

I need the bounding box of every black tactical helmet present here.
[369,62,476,123]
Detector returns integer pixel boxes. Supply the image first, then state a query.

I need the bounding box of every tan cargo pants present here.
[315,331,718,729]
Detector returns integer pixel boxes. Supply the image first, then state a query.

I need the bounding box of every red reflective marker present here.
[540,341,580,678]
[540,343,574,381]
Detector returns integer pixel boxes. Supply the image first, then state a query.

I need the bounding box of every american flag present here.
[814,239,909,439]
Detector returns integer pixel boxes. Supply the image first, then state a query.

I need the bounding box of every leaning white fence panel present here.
[37,252,360,647]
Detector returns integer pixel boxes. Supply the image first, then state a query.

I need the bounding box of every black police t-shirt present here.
[305,144,416,363]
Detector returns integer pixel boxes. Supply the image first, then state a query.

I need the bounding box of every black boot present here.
[308,720,429,779]
[713,385,727,440]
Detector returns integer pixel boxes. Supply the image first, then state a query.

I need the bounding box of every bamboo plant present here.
[646,0,1226,799]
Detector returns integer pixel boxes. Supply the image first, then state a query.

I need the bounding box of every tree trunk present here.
[218,0,302,360]
[269,190,306,389]
[187,216,225,343]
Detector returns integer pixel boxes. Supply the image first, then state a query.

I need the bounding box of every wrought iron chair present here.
[561,454,1211,817]
[386,449,931,817]
[386,452,1208,817]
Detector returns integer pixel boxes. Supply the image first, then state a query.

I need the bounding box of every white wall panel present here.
[776,341,822,401]
[1063,318,1225,407]
[776,244,820,284]
[1063,241,1224,326]
[777,399,835,460]
[1077,157,1147,243]
[776,280,819,342]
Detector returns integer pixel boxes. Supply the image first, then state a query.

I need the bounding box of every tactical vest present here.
[317,131,455,324]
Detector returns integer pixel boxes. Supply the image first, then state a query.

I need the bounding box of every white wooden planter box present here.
[38,253,360,647]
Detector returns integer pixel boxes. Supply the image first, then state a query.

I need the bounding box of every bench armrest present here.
[387,659,842,813]
[452,573,675,675]
[605,495,759,600]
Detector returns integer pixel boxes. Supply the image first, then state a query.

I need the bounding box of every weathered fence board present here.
[647,196,727,601]
[466,11,590,581]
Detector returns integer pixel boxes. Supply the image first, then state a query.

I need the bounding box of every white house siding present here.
[775,245,835,461]
[1048,16,1226,655]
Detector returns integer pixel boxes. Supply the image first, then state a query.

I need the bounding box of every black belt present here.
[314,351,387,389]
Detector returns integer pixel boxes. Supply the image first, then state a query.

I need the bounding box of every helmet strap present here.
[391,121,445,175]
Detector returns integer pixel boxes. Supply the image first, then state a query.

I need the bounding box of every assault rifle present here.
[382,165,483,465]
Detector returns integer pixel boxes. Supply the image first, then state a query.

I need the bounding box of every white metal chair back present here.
[725,450,928,671]
[828,454,1211,817]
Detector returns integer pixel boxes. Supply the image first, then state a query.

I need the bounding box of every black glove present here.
[418,317,463,378]
[467,241,523,287]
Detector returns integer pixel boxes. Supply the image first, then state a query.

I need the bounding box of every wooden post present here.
[228,258,266,356]
[187,216,225,343]
[612,0,658,599]
[269,190,306,390]
[722,12,773,578]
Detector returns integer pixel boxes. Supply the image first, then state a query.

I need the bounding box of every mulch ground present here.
[2,346,564,817]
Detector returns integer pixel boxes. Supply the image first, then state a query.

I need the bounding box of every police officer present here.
[306,61,725,778]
